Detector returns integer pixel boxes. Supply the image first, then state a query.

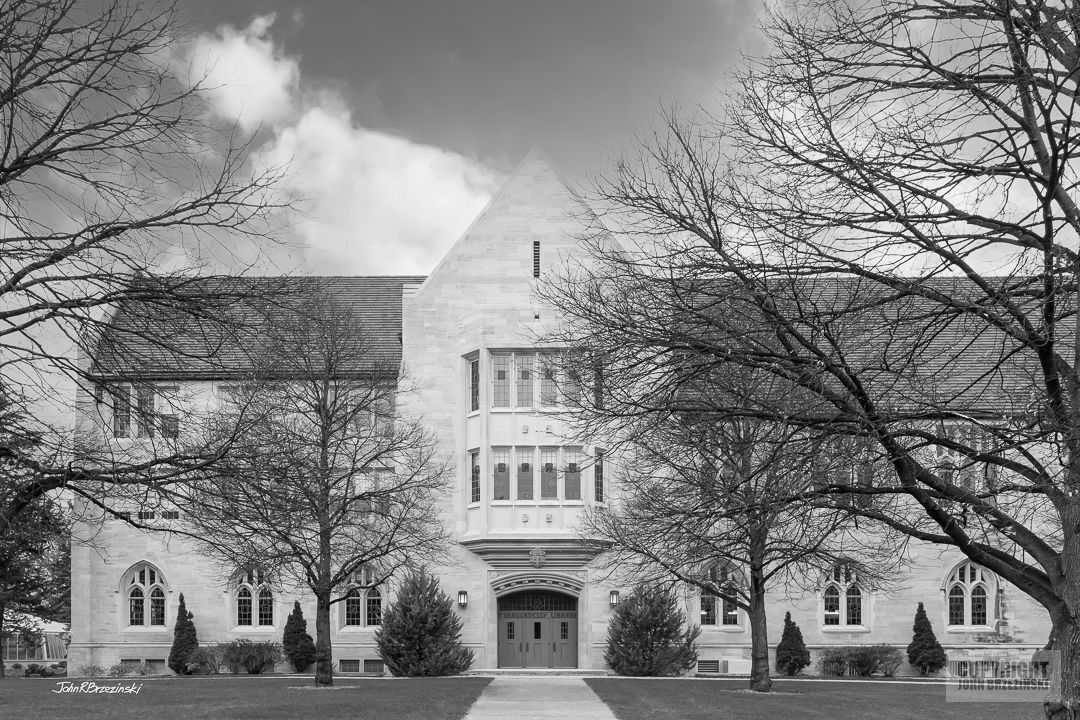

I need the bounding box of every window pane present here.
[722,597,739,626]
[824,586,840,625]
[469,359,480,412]
[701,596,716,625]
[540,355,558,406]
[540,448,558,500]
[237,588,252,626]
[470,451,481,504]
[258,588,274,626]
[560,621,569,640]
[113,385,130,437]
[129,588,144,626]
[971,586,987,626]
[493,448,510,501]
[533,621,542,640]
[506,622,514,640]
[594,452,604,503]
[949,586,965,626]
[517,450,534,500]
[136,387,155,438]
[846,587,862,626]
[492,355,511,407]
[345,590,363,626]
[516,354,534,407]
[564,449,581,501]
[366,589,382,626]
[150,588,165,626]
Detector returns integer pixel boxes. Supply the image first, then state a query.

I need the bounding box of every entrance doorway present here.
[496,590,578,668]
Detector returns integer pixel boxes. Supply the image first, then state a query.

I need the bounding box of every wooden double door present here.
[496,590,578,668]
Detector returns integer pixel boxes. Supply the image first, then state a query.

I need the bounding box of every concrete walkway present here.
[463,676,619,720]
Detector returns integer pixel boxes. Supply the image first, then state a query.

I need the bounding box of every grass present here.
[584,677,1047,720]
[0,675,492,720]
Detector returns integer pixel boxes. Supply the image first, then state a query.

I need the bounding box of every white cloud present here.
[187,14,299,133]
[185,15,500,275]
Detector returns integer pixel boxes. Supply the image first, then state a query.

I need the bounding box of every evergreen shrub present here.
[375,570,473,676]
[221,639,281,674]
[168,593,199,675]
[775,611,810,676]
[604,584,699,676]
[282,602,317,672]
[907,602,948,675]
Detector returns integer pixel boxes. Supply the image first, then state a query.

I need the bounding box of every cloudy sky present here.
[173,0,763,275]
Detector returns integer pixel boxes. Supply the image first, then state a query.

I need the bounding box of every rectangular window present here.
[136,386,155,438]
[470,450,481,504]
[493,448,510,501]
[137,511,155,521]
[533,241,541,278]
[506,623,515,640]
[469,358,480,412]
[701,596,716,625]
[539,354,558,406]
[339,659,360,673]
[113,385,130,438]
[363,659,384,674]
[516,353,534,407]
[492,354,511,408]
[594,451,605,503]
[592,361,604,411]
[565,357,583,406]
[161,510,179,520]
[560,621,569,640]
[533,621,542,640]
[564,449,581,501]
[517,448,534,501]
[540,448,558,500]
[824,592,841,626]
[160,414,178,439]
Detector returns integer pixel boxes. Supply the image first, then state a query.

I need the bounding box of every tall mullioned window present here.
[563,449,581,501]
[469,359,480,412]
[594,451,605,503]
[470,450,481,504]
[493,448,510,501]
[540,448,558,499]
[517,447,534,500]
[236,568,273,627]
[516,354,534,407]
[492,354,511,407]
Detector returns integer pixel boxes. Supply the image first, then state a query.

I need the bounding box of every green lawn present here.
[585,678,1046,720]
[0,676,492,720]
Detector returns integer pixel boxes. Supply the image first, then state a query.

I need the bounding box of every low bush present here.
[11,662,22,669]
[187,645,225,675]
[76,664,105,677]
[818,645,905,677]
[106,663,126,678]
[221,639,281,674]
[23,662,62,678]
[818,647,850,676]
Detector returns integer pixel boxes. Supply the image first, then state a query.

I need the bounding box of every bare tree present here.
[560,346,893,691]
[548,0,1080,715]
[0,0,284,565]
[175,290,452,687]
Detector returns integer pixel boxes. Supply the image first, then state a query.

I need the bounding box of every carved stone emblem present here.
[529,546,547,568]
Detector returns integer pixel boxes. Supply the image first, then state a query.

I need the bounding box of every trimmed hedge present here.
[819,645,904,677]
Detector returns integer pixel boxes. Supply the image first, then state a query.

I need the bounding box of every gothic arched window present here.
[822,565,865,628]
[125,563,167,627]
[946,561,995,627]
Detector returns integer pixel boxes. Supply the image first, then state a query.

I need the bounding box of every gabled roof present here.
[92,276,425,380]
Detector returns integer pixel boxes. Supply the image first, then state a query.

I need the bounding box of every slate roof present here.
[92,276,425,380]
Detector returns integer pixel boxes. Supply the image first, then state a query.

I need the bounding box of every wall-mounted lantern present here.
[609,590,620,607]
[458,590,468,608]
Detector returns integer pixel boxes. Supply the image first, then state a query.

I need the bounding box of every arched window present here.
[946,561,994,627]
[822,565,865,628]
[700,564,741,627]
[236,568,273,627]
[366,588,382,627]
[125,563,167,627]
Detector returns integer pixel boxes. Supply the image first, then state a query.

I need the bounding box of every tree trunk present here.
[1043,619,1080,720]
[747,565,772,692]
[0,601,5,679]
[314,592,333,687]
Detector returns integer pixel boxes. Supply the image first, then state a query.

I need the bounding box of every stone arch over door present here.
[496,587,579,669]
